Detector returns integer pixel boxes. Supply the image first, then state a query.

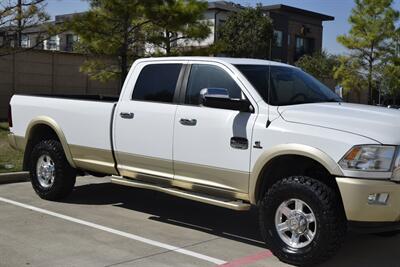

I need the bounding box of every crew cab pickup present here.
[8,57,400,266]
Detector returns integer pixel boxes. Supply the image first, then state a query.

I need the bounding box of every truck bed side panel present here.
[10,95,117,174]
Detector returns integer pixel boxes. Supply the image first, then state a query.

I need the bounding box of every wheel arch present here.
[23,116,76,170]
[249,144,344,204]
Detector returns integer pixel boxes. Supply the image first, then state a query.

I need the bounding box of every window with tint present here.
[132,64,182,103]
[236,65,341,106]
[185,64,242,105]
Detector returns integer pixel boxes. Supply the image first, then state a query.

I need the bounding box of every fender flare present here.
[25,116,76,168]
[249,143,344,204]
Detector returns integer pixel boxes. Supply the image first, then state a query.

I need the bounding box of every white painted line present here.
[0,196,226,265]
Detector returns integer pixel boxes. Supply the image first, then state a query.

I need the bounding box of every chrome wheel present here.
[275,198,317,249]
[36,154,55,188]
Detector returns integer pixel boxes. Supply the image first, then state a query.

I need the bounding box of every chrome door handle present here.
[230,137,248,150]
[179,118,197,126]
[120,112,134,119]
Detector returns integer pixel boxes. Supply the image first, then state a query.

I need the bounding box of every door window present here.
[132,64,182,103]
[185,64,242,105]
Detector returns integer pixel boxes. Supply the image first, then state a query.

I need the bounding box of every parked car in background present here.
[388,105,400,109]
[8,57,400,266]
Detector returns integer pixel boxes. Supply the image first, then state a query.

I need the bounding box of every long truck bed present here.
[9,94,119,175]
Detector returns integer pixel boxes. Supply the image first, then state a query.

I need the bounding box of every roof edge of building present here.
[262,4,334,21]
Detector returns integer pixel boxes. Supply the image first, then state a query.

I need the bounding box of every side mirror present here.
[199,88,253,112]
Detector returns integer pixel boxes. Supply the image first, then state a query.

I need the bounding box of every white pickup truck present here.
[8,57,400,266]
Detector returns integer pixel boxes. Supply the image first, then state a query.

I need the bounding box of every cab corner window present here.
[185,64,242,105]
[132,64,182,103]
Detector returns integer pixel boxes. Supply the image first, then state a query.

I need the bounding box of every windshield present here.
[235,65,341,106]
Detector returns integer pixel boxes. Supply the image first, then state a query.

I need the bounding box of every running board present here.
[110,177,251,211]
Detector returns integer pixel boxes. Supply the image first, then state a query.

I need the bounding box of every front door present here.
[173,63,257,194]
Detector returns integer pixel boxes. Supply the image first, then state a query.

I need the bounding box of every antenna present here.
[266,48,272,128]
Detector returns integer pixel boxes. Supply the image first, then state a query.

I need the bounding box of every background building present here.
[263,4,334,64]
[0,1,334,65]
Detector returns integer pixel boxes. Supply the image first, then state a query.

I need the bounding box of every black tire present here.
[259,176,346,266]
[30,140,76,200]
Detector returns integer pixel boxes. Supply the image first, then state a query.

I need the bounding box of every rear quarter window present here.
[132,64,182,103]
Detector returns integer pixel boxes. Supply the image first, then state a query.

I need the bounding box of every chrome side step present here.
[111,176,251,211]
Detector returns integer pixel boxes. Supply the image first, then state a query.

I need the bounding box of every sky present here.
[45,0,400,55]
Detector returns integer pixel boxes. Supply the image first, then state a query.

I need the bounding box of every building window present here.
[34,36,44,49]
[21,35,30,48]
[44,35,60,51]
[274,30,283,48]
[295,36,315,61]
[288,34,291,46]
[66,34,78,51]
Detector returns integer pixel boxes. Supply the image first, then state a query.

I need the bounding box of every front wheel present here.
[30,140,76,200]
[259,176,346,266]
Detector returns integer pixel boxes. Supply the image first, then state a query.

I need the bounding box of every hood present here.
[278,102,400,144]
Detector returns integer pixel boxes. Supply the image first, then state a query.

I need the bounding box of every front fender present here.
[249,143,344,204]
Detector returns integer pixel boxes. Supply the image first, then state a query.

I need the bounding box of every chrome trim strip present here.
[111,176,251,211]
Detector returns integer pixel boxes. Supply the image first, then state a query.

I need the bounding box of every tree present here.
[381,63,400,104]
[145,0,211,56]
[295,51,339,82]
[217,5,273,59]
[334,56,368,103]
[337,0,399,104]
[66,0,159,89]
[0,0,49,53]
[380,29,400,104]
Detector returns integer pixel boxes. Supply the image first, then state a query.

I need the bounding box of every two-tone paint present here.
[8,57,400,223]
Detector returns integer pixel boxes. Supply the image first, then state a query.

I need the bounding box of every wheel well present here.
[23,124,60,171]
[255,155,343,207]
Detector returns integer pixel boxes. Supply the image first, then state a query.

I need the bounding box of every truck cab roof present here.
[135,56,294,67]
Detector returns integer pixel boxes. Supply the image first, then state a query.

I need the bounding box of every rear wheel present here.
[259,176,346,266]
[30,140,76,200]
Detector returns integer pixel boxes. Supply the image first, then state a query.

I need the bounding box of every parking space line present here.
[0,196,226,265]
[218,250,273,267]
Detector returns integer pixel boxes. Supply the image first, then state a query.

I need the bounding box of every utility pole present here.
[17,0,22,48]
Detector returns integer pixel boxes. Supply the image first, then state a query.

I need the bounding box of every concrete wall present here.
[0,50,119,120]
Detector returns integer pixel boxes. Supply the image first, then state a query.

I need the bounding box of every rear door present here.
[114,62,185,180]
[172,62,258,194]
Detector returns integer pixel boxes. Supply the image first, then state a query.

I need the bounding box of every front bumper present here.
[336,177,400,223]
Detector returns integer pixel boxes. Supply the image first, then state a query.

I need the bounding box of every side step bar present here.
[111,176,251,211]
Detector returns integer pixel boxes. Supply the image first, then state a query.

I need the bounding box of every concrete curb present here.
[0,172,29,184]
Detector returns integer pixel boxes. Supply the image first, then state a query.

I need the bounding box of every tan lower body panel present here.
[336,177,400,222]
[117,152,174,179]
[116,151,250,201]
[173,161,249,193]
[69,145,118,175]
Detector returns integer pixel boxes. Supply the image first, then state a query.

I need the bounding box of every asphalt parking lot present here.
[0,176,399,267]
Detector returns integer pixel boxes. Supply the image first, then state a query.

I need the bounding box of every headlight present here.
[339,145,396,172]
